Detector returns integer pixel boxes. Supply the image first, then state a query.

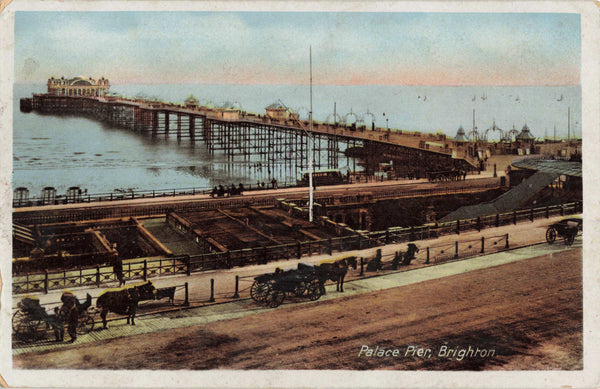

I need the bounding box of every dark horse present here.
[59,291,92,316]
[391,243,420,269]
[315,255,358,293]
[96,281,155,329]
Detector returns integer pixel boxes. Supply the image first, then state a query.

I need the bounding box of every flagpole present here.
[308,46,314,222]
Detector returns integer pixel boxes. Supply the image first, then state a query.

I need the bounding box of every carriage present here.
[250,264,323,308]
[12,295,95,343]
[545,217,582,246]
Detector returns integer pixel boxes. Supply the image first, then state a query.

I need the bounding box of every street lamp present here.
[276,47,315,222]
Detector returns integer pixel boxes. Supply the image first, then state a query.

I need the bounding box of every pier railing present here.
[13,201,581,294]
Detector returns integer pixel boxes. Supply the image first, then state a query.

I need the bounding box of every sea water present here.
[12,83,581,196]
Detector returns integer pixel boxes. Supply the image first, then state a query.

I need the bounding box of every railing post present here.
[297,241,301,259]
[95,265,100,288]
[495,213,499,227]
[44,269,49,294]
[184,282,189,306]
[546,206,550,218]
[360,257,364,276]
[477,216,481,232]
[455,220,460,235]
[454,241,459,259]
[426,247,430,264]
[233,275,240,298]
[481,236,485,254]
[209,278,215,302]
[560,205,564,216]
[328,238,332,255]
[513,211,517,225]
[385,229,390,244]
[358,234,362,250]
[505,233,509,249]
[186,255,191,276]
[410,226,416,240]
[530,208,534,222]
[143,260,147,281]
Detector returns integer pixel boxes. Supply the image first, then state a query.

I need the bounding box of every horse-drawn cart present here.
[546,217,582,246]
[12,295,95,343]
[251,264,323,308]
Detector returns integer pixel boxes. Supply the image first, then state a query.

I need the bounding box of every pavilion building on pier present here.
[47,76,110,97]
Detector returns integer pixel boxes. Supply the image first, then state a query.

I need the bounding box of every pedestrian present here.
[49,307,64,342]
[66,300,78,343]
[113,256,125,286]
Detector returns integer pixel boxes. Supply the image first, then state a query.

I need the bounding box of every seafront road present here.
[12,213,581,355]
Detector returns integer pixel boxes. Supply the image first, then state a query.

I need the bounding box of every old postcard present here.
[1,1,598,388]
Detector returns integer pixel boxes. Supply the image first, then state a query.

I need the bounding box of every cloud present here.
[14,12,580,86]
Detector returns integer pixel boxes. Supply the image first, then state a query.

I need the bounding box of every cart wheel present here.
[12,309,27,333]
[250,281,271,303]
[546,227,557,244]
[307,282,322,301]
[77,314,95,335]
[293,284,306,297]
[15,318,46,343]
[266,290,285,308]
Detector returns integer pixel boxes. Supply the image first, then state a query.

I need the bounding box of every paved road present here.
[12,215,581,355]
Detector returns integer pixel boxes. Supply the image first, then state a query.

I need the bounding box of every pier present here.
[20,93,481,182]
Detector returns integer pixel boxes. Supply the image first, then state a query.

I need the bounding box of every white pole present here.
[308,46,314,222]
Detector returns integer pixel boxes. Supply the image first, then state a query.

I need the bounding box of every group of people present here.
[20,291,90,343]
[208,179,279,197]
[256,178,278,189]
[210,183,245,198]
[49,291,86,342]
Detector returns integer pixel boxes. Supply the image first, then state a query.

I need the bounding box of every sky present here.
[14,12,581,86]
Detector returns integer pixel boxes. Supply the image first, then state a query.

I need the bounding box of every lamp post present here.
[308,46,314,222]
[277,47,315,222]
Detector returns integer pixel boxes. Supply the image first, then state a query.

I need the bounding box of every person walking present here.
[113,256,125,286]
[66,301,78,343]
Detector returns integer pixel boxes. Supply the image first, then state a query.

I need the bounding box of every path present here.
[13,235,581,356]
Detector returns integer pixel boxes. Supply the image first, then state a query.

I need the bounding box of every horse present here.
[96,281,155,329]
[391,243,420,269]
[59,290,92,316]
[315,255,358,293]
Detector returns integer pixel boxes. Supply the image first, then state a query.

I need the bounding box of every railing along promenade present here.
[13,201,581,294]
[13,178,501,225]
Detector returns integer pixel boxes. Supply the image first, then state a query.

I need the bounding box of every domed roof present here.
[516,124,535,140]
[220,101,241,110]
[265,102,286,110]
[454,125,467,141]
[184,95,199,105]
